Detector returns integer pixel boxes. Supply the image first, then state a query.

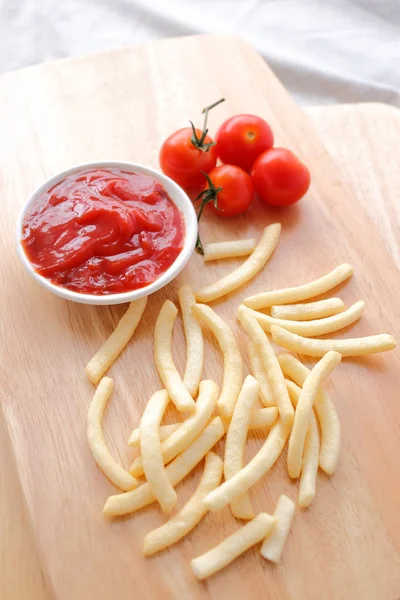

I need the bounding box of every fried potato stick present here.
[143,452,223,556]
[271,298,344,321]
[178,285,204,396]
[225,375,259,519]
[203,238,257,262]
[271,325,396,357]
[247,301,365,337]
[140,389,177,513]
[287,351,341,478]
[238,306,293,425]
[87,377,139,491]
[154,300,196,412]
[278,353,340,475]
[195,223,281,303]
[191,513,276,580]
[103,417,224,517]
[244,264,353,310]
[85,297,147,385]
[204,419,290,512]
[260,495,295,563]
[131,380,219,476]
[193,304,243,420]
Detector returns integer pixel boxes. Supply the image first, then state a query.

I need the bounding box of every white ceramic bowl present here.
[16,161,198,305]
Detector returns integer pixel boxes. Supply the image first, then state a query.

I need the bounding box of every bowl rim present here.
[16,160,198,305]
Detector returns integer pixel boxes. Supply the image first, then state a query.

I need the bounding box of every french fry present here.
[287,351,341,478]
[278,353,340,475]
[139,389,177,513]
[131,408,278,452]
[129,407,277,449]
[285,379,319,508]
[260,495,295,563]
[271,325,396,357]
[154,300,196,412]
[195,223,281,303]
[225,376,259,520]
[247,300,365,337]
[238,305,293,425]
[143,452,223,556]
[178,285,204,397]
[87,377,139,491]
[193,304,243,420]
[244,263,353,310]
[191,513,276,580]
[103,417,224,517]
[204,419,290,512]
[249,407,278,429]
[128,422,180,447]
[130,380,219,476]
[203,238,257,262]
[85,297,147,385]
[248,340,274,407]
[271,298,345,321]
[299,415,320,508]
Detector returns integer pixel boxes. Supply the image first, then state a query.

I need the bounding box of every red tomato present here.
[159,127,217,190]
[251,148,310,206]
[215,114,274,171]
[203,165,254,218]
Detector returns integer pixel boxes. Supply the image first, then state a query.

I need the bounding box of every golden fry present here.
[195,223,281,303]
[271,298,344,321]
[271,325,396,357]
[247,300,365,337]
[299,414,320,508]
[278,353,340,475]
[131,380,219,476]
[191,513,276,580]
[130,408,277,449]
[87,377,139,491]
[238,306,293,425]
[248,340,274,407]
[204,419,290,512]
[103,417,224,517]
[178,285,204,396]
[128,423,180,447]
[85,297,147,385]
[287,351,341,478]
[154,300,195,412]
[193,304,243,420]
[143,452,223,556]
[244,263,353,310]
[225,376,259,519]
[140,389,177,513]
[249,407,278,429]
[260,495,295,563]
[203,238,257,262]
[285,379,319,508]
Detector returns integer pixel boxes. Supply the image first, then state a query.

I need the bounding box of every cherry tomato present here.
[251,148,310,206]
[203,165,254,218]
[159,127,217,191]
[215,114,274,171]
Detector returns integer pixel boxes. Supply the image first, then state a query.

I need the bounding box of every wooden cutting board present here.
[1,35,400,600]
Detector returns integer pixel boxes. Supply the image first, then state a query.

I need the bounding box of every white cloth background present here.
[1,0,400,106]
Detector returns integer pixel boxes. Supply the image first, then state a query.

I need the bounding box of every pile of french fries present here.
[85,224,396,581]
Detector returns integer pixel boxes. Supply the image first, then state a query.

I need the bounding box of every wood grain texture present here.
[0,35,400,600]
[0,410,51,600]
[308,102,400,269]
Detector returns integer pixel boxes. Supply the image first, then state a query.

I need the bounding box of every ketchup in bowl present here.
[21,168,185,295]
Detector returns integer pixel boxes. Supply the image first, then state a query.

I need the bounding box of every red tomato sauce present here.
[21,168,185,295]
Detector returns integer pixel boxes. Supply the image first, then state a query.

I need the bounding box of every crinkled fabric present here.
[1,0,400,105]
